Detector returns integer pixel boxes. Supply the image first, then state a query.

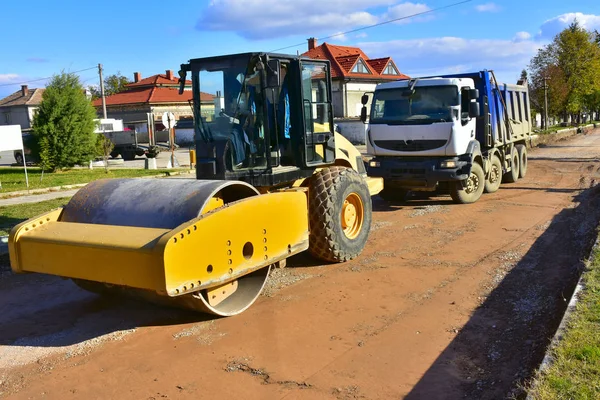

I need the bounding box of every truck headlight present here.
[369,160,380,168]
[440,160,457,169]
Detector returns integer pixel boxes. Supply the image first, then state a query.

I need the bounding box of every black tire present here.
[516,144,527,178]
[308,166,372,263]
[502,146,520,183]
[450,162,485,204]
[484,154,502,194]
[379,181,409,202]
[14,152,24,165]
[122,151,136,161]
[110,150,120,159]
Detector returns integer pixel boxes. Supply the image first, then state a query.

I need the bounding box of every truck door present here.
[299,60,336,167]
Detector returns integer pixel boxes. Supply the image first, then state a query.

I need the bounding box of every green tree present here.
[520,69,528,82]
[528,20,600,124]
[89,72,131,99]
[33,72,98,171]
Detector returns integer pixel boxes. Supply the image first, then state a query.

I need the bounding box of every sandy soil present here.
[2,130,600,399]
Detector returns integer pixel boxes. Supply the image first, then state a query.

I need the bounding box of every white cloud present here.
[0,74,19,84]
[359,36,542,82]
[538,12,600,39]
[475,2,500,12]
[196,0,431,39]
[513,31,531,42]
[355,32,368,39]
[386,2,431,23]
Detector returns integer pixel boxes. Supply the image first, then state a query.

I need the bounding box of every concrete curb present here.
[0,169,194,200]
[526,236,600,399]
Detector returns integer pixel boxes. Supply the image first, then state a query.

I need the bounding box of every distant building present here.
[302,38,409,118]
[0,85,44,130]
[92,70,215,132]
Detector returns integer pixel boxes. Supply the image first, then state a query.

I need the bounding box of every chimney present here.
[308,37,317,50]
[133,72,141,82]
[21,85,29,96]
[166,70,174,80]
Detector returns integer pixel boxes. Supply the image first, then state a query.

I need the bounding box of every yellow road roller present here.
[9,52,382,316]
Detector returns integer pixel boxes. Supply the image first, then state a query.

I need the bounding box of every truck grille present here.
[375,140,447,152]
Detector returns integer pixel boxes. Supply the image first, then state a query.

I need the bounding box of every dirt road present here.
[2,130,600,399]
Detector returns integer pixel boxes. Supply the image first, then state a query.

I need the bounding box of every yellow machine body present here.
[9,190,309,297]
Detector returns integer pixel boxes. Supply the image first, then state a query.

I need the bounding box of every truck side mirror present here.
[469,102,480,118]
[360,106,368,123]
[469,89,479,100]
[361,94,369,105]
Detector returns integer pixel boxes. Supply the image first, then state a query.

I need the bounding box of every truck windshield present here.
[193,55,268,169]
[370,85,458,125]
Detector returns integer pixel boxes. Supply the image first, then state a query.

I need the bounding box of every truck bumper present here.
[367,156,471,189]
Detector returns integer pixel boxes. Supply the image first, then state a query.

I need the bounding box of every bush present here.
[33,72,97,171]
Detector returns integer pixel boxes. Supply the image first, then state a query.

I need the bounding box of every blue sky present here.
[1,0,599,99]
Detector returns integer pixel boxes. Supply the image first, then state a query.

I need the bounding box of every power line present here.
[0,66,97,87]
[270,0,473,52]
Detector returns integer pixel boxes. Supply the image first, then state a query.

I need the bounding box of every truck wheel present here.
[516,145,527,178]
[450,162,485,204]
[503,147,520,183]
[484,154,502,193]
[308,166,372,263]
[110,150,120,159]
[122,151,136,161]
[379,181,409,202]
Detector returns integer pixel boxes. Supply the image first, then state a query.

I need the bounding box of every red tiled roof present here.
[92,87,213,107]
[336,54,361,73]
[127,73,192,88]
[302,43,409,80]
[367,57,391,74]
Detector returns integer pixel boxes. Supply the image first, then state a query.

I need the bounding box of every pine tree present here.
[33,72,98,171]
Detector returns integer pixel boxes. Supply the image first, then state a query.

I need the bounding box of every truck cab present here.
[366,77,480,193]
[363,70,532,204]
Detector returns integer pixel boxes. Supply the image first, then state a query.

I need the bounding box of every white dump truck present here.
[362,70,532,204]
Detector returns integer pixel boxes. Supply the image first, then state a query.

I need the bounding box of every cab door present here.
[299,60,336,167]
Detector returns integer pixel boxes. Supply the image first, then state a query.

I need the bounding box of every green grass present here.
[529,245,600,399]
[0,167,186,194]
[0,197,71,236]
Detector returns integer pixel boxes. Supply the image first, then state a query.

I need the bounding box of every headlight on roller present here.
[440,160,457,169]
[369,160,380,168]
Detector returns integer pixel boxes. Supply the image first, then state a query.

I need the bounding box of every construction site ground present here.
[2,129,600,399]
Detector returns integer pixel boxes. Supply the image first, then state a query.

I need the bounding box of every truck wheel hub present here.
[466,173,480,194]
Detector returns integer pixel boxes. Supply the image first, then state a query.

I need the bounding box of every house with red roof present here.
[0,85,45,130]
[302,38,409,118]
[92,70,214,132]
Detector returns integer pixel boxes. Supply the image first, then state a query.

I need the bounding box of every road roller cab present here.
[179,53,364,187]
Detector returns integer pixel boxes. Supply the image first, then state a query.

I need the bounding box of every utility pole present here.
[543,76,549,130]
[98,63,107,119]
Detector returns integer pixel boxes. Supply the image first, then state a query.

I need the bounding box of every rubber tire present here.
[110,150,120,159]
[516,144,527,179]
[308,166,372,263]
[502,147,520,183]
[484,154,502,194]
[450,162,485,204]
[122,151,136,161]
[379,181,409,202]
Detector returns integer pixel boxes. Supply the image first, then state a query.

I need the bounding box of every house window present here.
[383,63,400,75]
[3,112,10,124]
[351,59,371,74]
